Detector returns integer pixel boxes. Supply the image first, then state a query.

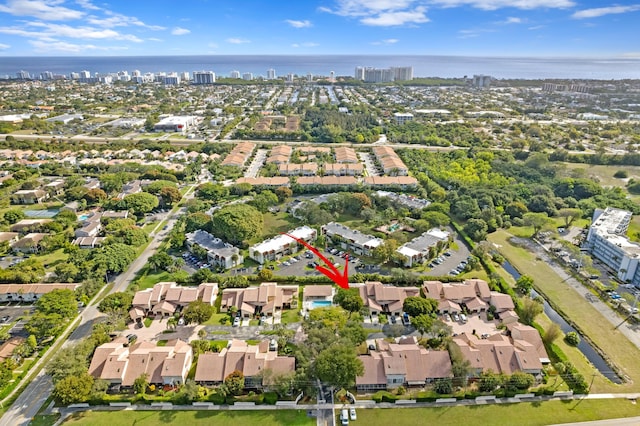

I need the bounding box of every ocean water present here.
[1,55,639,80]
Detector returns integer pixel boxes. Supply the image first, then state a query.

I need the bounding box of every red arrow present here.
[282,233,349,289]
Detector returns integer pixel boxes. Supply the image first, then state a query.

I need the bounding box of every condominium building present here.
[186,230,243,270]
[242,72,253,81]
[230,70,241,79]
[393,112,414,125]
[249,226,317,264]
[586,207,640,285]
[193,71,216,84]
[396,228,450,267]
[473,74,492,88]
[321,222,383,256]
[267,68,276,80]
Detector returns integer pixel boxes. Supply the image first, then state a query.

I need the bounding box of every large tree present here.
[36,289,77,318]
[122,192,159,215]
[314,343,364,389]
[92,243,137,274]
[402,296,438,317]
[53,373,94,405]
[98,292,133,315]
[519,297,543,325]
[210,204,263,245]
[523,212,553,236]
[412,314,434,337]
[333,288,363,316]
[182,300,215,324]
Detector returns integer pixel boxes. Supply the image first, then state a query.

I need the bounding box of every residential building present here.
[334,147,358,163]
[356,336,451,392]
[266,145,292,164]
[235,177,289,187]
[323,163,363,176]
[249,226,316,264]
[453,327,548,377]
[72,236,106,249]
[0,283,80,303]
[302,285,335,312]
[221,141,255,168]
[362,176,418,187]
[193,71,216,84]
[242,72,253,81]
[422,279,516,316]
[220,282,298,318]
[74,220,101,238]
[296,176,358,186]
[267,69,276,80]
[186,229,243,270]
[396,228,450,267]
[230,70,241,79]
[0,232,19,244]
[375,191,431,210]
[392,66,414,81]
[195,339,294,388]
[321,222,383,256]
[473,74,492,88]
[44,180,65,196]
[353,281,420,317]
[278,163,319,176]
[585,207,640,285]
[117,180,142,199]
[393,112,414,125]
[11,189,49,204]
[10,219,52,233]
[12,233,48,253]
[130,282,218,321]
[88,338,192,387]
[372,146,409,176]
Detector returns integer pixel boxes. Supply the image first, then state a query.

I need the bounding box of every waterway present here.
[501,260,622,383]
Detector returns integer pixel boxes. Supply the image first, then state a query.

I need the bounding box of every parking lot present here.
[270,248,362,278]
[427,229,472,277]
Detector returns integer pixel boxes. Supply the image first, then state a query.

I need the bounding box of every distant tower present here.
[330,71,335,82]
[307,72,313,82]
[267,68,276,80]
[230,70,241,79]
[473,74,492,88]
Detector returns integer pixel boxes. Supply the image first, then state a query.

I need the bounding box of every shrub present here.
[263,391,278,405]
[564,331,580,346]
[614,170,628,178]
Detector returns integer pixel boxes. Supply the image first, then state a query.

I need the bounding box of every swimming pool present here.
[77,213,91,221]
[311,300,332,309]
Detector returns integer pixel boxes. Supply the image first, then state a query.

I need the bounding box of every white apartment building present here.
[322,222,383,256]
[267,69,276,80]
[242,72,254,81]
[393,112,414,125]
[193,71,216,84]
[249,226,317,264]
[586,207,640,286]
[230,70,241,79]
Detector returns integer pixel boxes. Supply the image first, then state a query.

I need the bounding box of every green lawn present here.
[356,399,640,426]
[204,313,231,326]
[133,270,175,290]
[280,308,301,325]
[488,230,640,393]
[260,210,299,242]
[36,248,68,270]
[63,409,314,426]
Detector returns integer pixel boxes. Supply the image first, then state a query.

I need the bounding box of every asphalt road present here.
[0,185,196,426]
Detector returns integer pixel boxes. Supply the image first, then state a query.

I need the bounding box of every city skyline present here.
[0,0,638,58]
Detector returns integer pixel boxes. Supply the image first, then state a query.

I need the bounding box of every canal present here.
[502,260,623,383]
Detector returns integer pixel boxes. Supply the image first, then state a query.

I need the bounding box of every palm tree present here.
[167,317,177,330]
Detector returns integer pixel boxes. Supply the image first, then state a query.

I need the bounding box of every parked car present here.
[340,409,349,425]
[452,312,460,321]
[460,313,468,323]
[233,317,240,327]
[350,407,357,420]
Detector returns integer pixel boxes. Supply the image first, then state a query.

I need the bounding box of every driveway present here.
[244,149,267,178]
[124,318,204,343]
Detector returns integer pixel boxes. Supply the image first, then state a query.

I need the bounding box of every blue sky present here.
[0,0,638,57]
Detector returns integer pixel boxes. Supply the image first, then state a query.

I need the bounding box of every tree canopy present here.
[210,204,263,246]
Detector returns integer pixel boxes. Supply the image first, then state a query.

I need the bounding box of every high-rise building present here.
[391,66,413,81]
[163,73,180,85]
[307,72,313,82]
[132,70,141,77]
[180,72,190,81]
[230,70,241,79]
[267,68,276,80]
[330,71,335,82]
[287,73,294,82]
[355,66,365,80]
[40,71,54,80]
[242,72,253,81]
[193,71,216,84]
[80,70,91,79]
[363,67,394,83]
[473,75,492,88]
[16,70,31,79]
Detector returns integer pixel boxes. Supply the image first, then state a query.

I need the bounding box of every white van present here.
[460,313,467,323]
[340,408,349,425]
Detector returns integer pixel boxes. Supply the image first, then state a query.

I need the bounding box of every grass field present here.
[63,409,314,426]
[561,162,640,189]
[488,230,640,393]
[356,399,640,426]
[133,270,175,290]
[260,211,299,241]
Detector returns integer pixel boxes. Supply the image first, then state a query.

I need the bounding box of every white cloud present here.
[226,37,250,44]
[321,0,429,26]
[28,39,127,53]
[171,27,190,35]
[361,7,429,26]
[429,0,574,10]
[0,21,142,42]
[147,37,162,42]
[505,16,522,23]
[291,41,319,47]
[285,19,312,28]
[528,24,545,30]
[0,0,85,20]
[458,28,495,38]
[75,0,100,11]
[87,12,165,30]
[571,5,640,19]
[371,38,399,45]
[0,43,10,49]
